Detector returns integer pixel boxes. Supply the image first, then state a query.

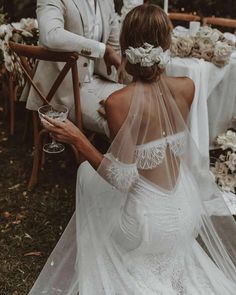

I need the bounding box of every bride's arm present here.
[41,93,129,170]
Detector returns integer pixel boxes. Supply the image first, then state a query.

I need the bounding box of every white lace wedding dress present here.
[28,81,236,295]
[78,133,235,295]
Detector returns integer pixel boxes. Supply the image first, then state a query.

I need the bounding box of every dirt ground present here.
[0,102,77,295]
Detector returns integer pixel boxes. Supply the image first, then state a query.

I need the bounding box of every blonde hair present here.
[120,4,172,82]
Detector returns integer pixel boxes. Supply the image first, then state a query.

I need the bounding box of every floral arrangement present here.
[125,42,170,68]
[171,26,235,68]
[211,129,236,193]
[0,17,39,85]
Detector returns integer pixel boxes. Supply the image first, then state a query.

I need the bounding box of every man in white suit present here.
[25,0,124,134]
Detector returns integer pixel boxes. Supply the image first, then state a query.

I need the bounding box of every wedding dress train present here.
[28,80,236,294]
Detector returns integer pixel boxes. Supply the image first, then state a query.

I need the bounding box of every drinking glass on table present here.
[38,104,68,153]
[189,21,200,36]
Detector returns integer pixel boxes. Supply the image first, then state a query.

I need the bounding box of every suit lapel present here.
[98,0,109,43]
[71,0,89,36]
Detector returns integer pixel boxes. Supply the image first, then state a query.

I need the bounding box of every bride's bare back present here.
[105,76,195,140]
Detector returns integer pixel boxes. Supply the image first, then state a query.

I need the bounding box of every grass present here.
[0,102,77,295]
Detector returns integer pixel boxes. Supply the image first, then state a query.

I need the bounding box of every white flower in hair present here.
[125,42,170,68]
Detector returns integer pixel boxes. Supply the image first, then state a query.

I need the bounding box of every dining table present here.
[166,31,236,161]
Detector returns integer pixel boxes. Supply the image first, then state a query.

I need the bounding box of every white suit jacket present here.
[25,0,120,111]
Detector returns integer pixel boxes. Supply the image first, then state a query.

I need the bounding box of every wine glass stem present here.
[50,133,57,146]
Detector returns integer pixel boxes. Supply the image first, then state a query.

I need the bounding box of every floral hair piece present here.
[125,42,170,68]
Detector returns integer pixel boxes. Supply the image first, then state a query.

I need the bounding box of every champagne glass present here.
[38,104,69,153]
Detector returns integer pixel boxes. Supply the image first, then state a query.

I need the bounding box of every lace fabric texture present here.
[28,79,236,295]
[105,132,187,191]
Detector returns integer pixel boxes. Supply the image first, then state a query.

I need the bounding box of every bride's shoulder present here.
[165,76,195,108]
[105,85,134,111]
[105,85,133,138]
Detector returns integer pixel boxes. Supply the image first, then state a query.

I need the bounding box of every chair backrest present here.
[203,17,236,30]
[169,13,201,22]
[8,41,82,130]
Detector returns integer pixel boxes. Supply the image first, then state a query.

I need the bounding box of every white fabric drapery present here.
[166,56,236,160]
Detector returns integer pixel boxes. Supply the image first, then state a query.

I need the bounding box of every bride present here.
[29,4,236,295]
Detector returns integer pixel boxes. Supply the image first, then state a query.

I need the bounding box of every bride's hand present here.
[41,116,86,146]
[42,115,103,169]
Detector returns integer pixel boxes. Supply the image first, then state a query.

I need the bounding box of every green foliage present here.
[149,0,236,18]
[0,6,7,25]
[0,0,36,21]
[0,0,235,21]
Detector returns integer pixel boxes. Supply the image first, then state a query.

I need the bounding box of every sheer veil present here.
[28,75,236,294]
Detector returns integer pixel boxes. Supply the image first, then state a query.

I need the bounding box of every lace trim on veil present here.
[104,153,139,192]
[135,139,167,169]
[135,132,187,169]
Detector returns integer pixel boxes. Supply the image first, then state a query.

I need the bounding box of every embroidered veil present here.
[28,77,236,294]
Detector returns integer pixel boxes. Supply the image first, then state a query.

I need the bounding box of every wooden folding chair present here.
[203,17,236,32]
[9,41,83,188]
[169,13,201,22]
[168,13,201,29]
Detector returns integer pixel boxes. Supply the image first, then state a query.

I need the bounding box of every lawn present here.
[0,102,77,295]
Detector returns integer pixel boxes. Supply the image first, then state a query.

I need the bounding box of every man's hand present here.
[104,44,121,76]
[97,99,107,119]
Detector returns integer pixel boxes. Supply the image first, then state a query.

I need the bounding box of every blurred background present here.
[0,0,235,22]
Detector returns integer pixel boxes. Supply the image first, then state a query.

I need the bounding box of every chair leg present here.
[40,148,46,169]
[28,129,47,189]
[2,80,9,120]
[32,112,39,146]
[8,78,15,135]
[22,110,30,142]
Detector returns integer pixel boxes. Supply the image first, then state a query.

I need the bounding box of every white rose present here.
[0,40,7,52]
[226,152,236,172]
[212,29,223,41]
[209,29,222,43]
[0,24,13,41]
[0,24,8,37]
[125,47,141,64]
[170,36,194,58]
[196,26,213,39]
[192,37,214,61]
[21,30,34,38]
[20,18,38,31]
[218,174,236,192]
[4,52,14,72]
[11,32,23,43]
[212,41,232,67]
[3,26,13,43]
[196,27,221,44]
[216,133,228,147]
[125,43,169,68]
[219,154,226,161]
[158,50,170,69]
[216,130,236,151]
[170,36,179,56]
[147,47,169,68]
[150,47,163,60]
[225,130,236,151]
[140,55,154,67]
[213,161,228,178]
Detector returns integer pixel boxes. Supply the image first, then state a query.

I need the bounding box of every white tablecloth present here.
[166,55,236,159]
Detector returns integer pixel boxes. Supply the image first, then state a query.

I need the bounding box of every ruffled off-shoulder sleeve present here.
[104,153,139,193]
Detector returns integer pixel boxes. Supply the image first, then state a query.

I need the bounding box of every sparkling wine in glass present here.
[38,104,69,153]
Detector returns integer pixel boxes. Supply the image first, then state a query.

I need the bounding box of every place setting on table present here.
[166,22,236,160]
